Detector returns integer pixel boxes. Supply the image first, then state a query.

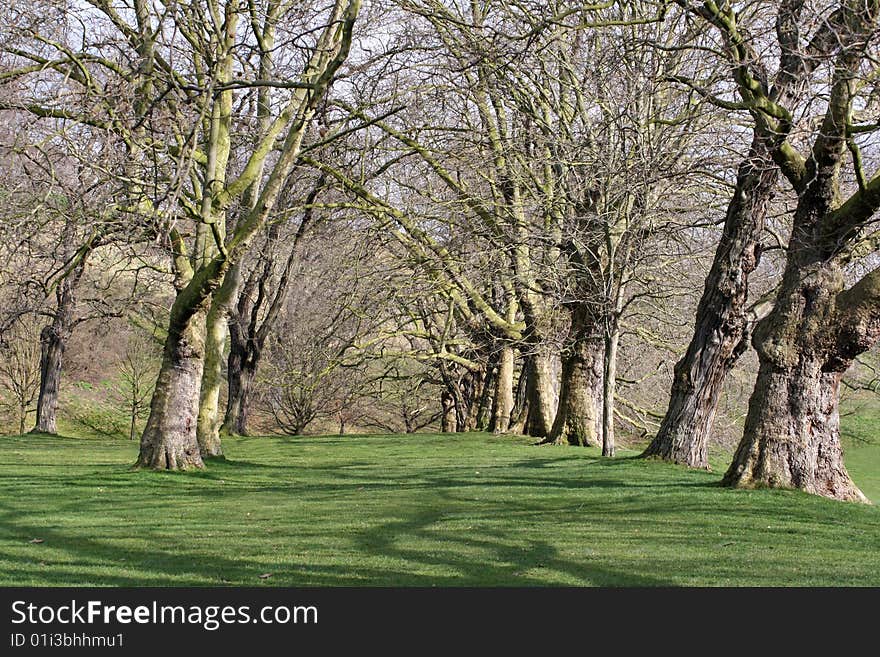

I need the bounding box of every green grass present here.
[0,430,878,586]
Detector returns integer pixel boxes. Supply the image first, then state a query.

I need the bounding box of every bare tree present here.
[0,317,42,435]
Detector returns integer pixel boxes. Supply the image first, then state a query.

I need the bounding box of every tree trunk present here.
[136,305,208,470]
[33,273,78,434]
[490,346,515,433]
[721,254,868,502]
[197,260,243,456]
[509,359,529,434]
[225,357,257,437]
[474,360,495,431]
[463,370,484,432]
[643,134,778,468]
[602,324,619,458]
[441,389,456,433]
[33,324,66,435]
[722,358,866,502]
[129,409,138,442]
[525,352,556,438]
[196,293,229,458]
[550,334,603,447]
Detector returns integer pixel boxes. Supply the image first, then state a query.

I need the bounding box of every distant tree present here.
[0,318,42,435]
[113,330,161,441]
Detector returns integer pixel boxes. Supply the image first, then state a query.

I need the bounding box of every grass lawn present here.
[0,429,878,586]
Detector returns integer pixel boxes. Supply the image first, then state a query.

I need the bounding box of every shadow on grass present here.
[2,433,877,586]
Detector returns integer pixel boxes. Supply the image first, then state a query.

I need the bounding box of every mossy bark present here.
[136,303,209,470]
[723,174,871,501]
[197,263,241,456]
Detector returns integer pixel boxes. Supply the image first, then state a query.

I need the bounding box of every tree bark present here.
[643,134,778,468]
[602,323,619,457]
[129,410,138,442]
[463,369,484,431]
[474,360,495,431]
[33,324,67,435]
[550,335,603,447]
[441,389,456,432]
[223,337,258,437]
[721,249,869,502]
[525,352,556,438]
[196,301,227,457]
[33,267,80,434]
[723,158,872,501]
[508,358,529,434]
[490,346,515,433]
[136,301,209,470]
[722,356,866,502]
[197,263,241,457]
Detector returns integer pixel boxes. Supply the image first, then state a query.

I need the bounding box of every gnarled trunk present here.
[722,213,867,501]
[643,134,777,468]
[549,306,603,447]
[136,304,208,470]
[723,357,865,502]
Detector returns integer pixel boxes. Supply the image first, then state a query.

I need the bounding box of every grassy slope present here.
[0,429,878,587]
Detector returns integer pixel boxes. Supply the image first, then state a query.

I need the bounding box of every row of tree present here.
[1,0,880,503]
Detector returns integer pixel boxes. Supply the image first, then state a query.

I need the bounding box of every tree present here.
[0,317,42,435]
[676,0,880,500]
[114,330,160,441]
[220,175,327,437]
[1,0,361,468]
[642,133,779,468]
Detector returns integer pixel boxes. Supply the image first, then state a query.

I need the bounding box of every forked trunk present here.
[136,306,208,470]
[722,358,866,502]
